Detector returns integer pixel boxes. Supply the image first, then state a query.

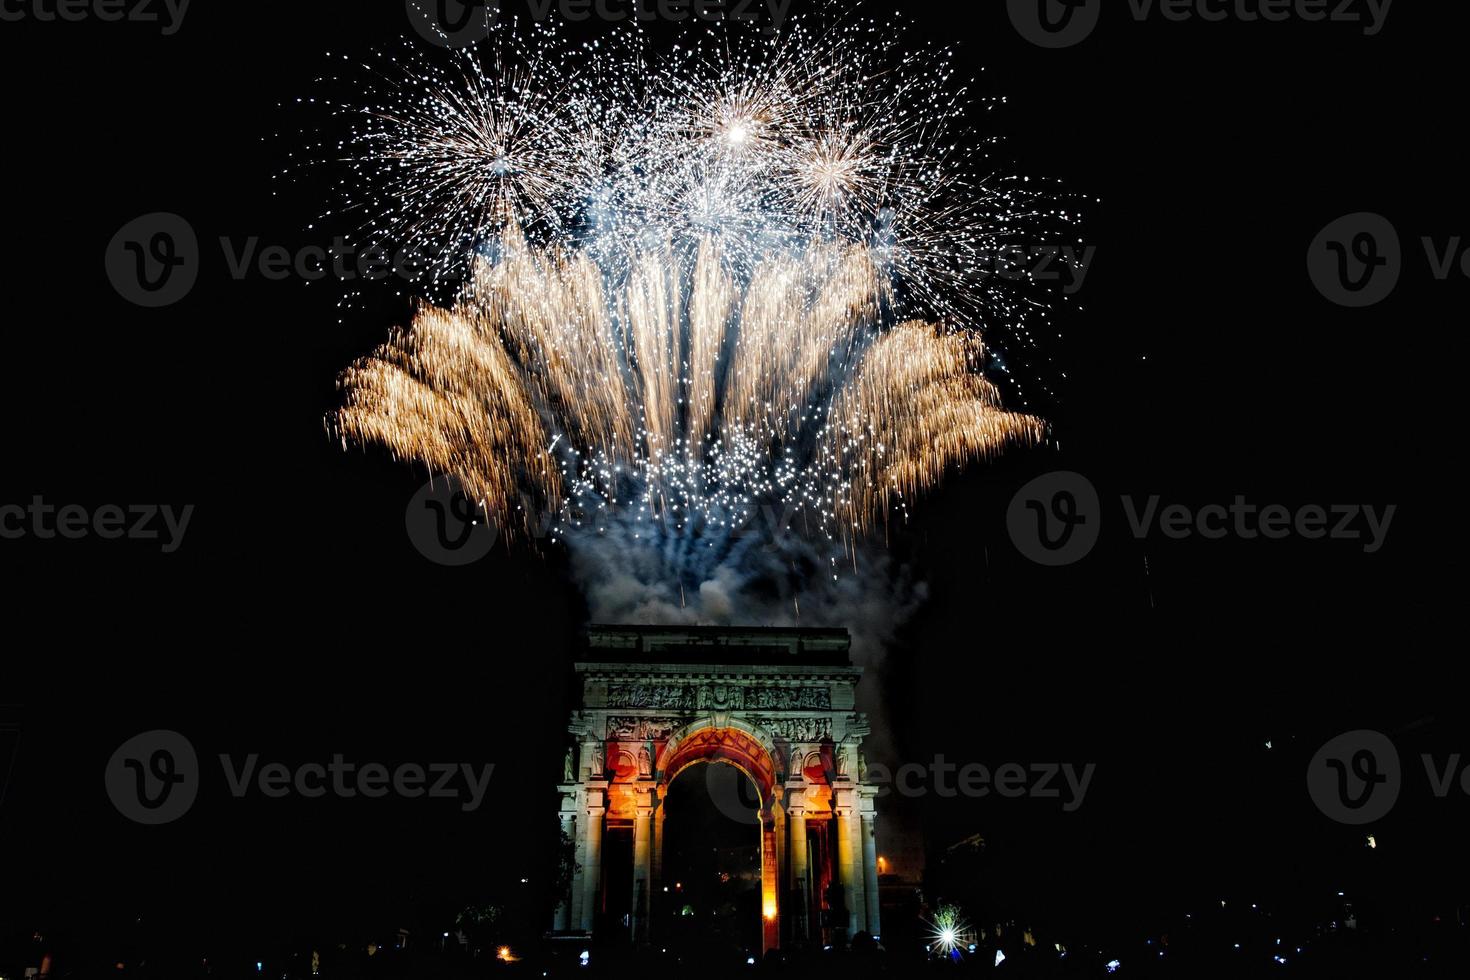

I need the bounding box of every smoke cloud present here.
[566,515,924,764]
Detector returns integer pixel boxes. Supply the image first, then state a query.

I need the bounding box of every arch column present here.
[631,787,655,944]
[555,803,577,931]
[834,798,858,941]
[761,813,780,953]
[786,792,810,943]
[860,790,881,938]
[652,787,666,891]
[580,791,605,933]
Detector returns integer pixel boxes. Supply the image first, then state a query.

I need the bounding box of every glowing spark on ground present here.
[927,903,972,958]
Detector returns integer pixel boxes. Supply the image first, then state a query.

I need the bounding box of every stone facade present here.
[554,626,882,953]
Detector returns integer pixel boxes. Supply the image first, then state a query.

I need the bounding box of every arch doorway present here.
[657,762,763,959]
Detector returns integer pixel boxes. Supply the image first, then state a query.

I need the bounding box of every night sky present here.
[2,0,1465,975]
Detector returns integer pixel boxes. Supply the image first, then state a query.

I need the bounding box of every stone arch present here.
[557,629,880,953]
[658,717,779,810]
[657,717,783,950]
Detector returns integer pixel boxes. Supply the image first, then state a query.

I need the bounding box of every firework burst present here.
[927,903,974,959]
[313,11,1076,606]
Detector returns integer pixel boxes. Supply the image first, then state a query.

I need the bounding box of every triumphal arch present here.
[554,625,882,954]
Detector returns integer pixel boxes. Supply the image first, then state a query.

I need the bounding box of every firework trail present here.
[316,13,1074,620]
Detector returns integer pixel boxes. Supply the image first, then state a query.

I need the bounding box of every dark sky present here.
[2,0,1464,969]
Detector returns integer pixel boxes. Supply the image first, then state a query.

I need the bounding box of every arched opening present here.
[656,724,782,955]
[657,762,763,961]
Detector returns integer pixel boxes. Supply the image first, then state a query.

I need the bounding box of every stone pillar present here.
[773,798,786,901]
[580,797,604,933]
[631,796,653,944]
[652,797,666,891]
[847,803,867,940]
[761,818,779,954]
[787,802,810,942]
[835,803,858,941]
[860,802,881,938]
[555,808,576,931]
